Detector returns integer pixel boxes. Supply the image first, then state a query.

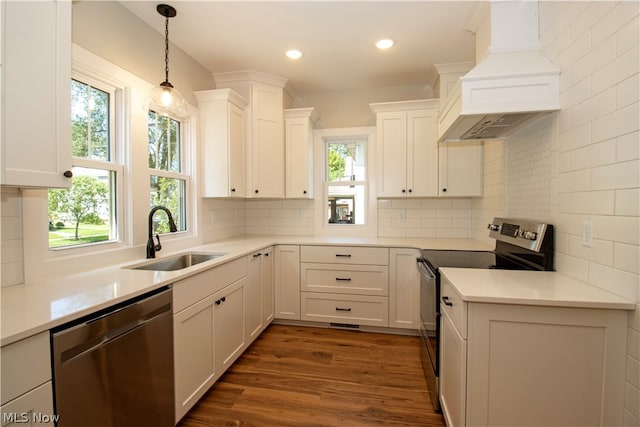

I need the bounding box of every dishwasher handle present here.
[58,302,171,365]
[52,287,172,366]
[417,257,436,280]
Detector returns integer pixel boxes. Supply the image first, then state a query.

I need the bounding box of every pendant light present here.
[145,4,189,119]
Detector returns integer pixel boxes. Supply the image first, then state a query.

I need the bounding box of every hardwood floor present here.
[177,324,445,427]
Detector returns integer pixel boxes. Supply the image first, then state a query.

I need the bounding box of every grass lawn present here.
[49,223,110,247]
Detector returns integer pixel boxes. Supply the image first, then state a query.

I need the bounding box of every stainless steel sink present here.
[127,252,226,271]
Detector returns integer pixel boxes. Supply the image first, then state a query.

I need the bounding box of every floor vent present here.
[330,322,360,330]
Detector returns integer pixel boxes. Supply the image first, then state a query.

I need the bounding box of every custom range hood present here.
[438,0,560,142]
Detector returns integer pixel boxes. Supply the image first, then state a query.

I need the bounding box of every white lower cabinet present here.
[1,332,55,425]
[260,247,275,325]
[389,248,420,329]
[172,258,247,422]
[274,245,301,320]
[246,247,274,343]
[299,246,390,327]
[439,276,628,427]
[0,382,55,426]
[213,279,246,376]
[173,293,216,421]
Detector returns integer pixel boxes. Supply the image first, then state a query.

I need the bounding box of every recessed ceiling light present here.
[376,39,394,50]
[286,49,302,59]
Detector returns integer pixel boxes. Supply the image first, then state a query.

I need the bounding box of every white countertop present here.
[440,267,636,310]
[1,235,491,346]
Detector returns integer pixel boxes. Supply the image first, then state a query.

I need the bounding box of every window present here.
[48,79,121,248]
[326,138,367,225]
[148,111,187,233]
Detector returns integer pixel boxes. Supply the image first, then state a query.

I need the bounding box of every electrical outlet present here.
[582,220,593,247]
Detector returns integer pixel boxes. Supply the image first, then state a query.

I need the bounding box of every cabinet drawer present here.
[173,257,247,313]
[300,292,389,327]
[300,246,388,265]
[301,263,389,296]
[1,332,52,405]
[440,276,467,338]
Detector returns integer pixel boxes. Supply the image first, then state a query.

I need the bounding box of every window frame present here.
[313,127,378,237]
[48,72,125,251]
[147,110,192,235]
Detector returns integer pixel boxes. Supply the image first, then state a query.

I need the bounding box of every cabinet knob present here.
[442,188,447,193]
[231,188,236,192]
[402,189,406,193]
[63,170,73,178]
[303,190,307,194]
[221,296,226,303]
[253,253,262,258]
[408,189,413,193]
[255,189,259,194]
[215,299,221,305]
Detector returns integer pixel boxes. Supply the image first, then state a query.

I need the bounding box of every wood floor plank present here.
[177,324,445,427]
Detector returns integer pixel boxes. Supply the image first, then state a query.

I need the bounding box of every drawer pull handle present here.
[335,254,352,258]
[336,277,352,281]
[336,307,352,312]
[253,253,262,258]
[442,296,453,306]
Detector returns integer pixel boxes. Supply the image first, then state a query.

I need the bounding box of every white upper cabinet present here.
[439,141,483,197]
[214,72,289,199]
[284,108,317,199]
[249,82,285,197]
[371,100,439,198]
[1,0,72,188]
[195,89,248,198]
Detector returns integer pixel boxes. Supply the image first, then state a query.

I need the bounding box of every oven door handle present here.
[417,257,436,280]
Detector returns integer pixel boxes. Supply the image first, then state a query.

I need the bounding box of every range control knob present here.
[487,224,500,231]
[518,230,538,240]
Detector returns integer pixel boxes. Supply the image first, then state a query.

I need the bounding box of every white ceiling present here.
[121,1,478,95]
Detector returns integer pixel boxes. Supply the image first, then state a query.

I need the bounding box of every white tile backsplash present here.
[537,2,640,421]
[1,187,24,287]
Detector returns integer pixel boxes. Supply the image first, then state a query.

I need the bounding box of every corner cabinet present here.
[284,108,317,199]
[439,276,628,427]
[194,89,248,197]
[1,0,72,188]
[439,141,483,197]
[370,100,439,198]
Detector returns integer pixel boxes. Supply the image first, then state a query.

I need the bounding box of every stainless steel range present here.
[416,217,554,411]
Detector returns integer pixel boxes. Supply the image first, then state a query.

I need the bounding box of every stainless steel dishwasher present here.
[51,286,174,427]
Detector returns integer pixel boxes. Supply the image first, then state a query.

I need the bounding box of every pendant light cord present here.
[164,16,170,84]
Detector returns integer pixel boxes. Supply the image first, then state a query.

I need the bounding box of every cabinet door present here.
[376,112,408,197]
[389,248,420,329]
[173,295,216,421]
[228,101,246,197]
[196,89,247,197]
[213,278,246,376]
[245,252,263,343]
[439,141,483,197]
[407,110,438,197]
[440,310,467,427]
[285,115,313,198]
[274,245,300,320]
[2,0,71,188]
[0,382,55,426]
[261,247,275,325]
[249,83,284,198]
